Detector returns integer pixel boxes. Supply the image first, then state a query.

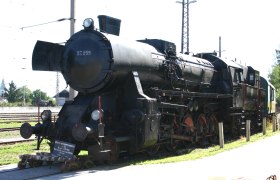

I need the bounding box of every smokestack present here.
[98,15,121,36]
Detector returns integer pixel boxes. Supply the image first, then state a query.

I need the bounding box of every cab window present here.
[229,67,243,84]
[270,87,275,100]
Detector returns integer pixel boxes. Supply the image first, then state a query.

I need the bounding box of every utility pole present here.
[22,67,26,106]
[219,36,221,57]
[180,0,185,53]
[70,0,75,36]
[177,0,197,54]
[56,72,59,100]
[69,0,77,100]
[186,0,190,53]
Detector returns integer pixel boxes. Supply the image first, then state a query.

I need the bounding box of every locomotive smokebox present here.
[98,15,121,36]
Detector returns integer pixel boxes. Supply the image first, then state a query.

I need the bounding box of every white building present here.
[53,90,69,106]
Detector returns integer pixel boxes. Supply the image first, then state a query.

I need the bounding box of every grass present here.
[0,121,37,138]
[0,140,50,166]
[0,122,26,139]
[0,122,36,129]
[0,131,21,139]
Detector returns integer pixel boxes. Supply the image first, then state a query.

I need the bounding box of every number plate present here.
[52,140,76,158]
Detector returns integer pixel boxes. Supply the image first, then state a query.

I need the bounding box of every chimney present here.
[98,15,121,36]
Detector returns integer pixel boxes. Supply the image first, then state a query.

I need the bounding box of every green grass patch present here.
[0,131,21,139]
[0,140,87,166]
[0,121,37,138]
[0,122,36,128]
[0,141,50,166]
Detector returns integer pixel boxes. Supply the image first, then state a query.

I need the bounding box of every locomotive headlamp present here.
[83,18,94,30]
[91,109,103,121]
[41,110,52,122]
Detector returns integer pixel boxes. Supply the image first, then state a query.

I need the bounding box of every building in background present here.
[53,89,69,106]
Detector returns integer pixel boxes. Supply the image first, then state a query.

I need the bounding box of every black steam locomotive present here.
[20,15,276,162]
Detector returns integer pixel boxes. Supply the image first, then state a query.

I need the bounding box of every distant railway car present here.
[260,77,277,121]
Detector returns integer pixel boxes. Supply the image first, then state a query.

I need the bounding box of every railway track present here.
[0,119,38,123]
[0,112,59,122]
[0,112,59,145]
[0,138,35,145]
[0,112,59,133]
[0,127,20,132]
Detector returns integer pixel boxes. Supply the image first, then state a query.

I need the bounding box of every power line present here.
[20,18,74,30]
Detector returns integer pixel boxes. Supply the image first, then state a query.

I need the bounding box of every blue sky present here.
[0,0,280,96]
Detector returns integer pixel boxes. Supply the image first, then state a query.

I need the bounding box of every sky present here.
[0,0,280,96]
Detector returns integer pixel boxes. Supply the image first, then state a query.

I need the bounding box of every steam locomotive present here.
[20,15,276,162]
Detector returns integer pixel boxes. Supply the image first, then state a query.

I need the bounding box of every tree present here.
[17,86,33,103]
[32,89,48,104]
[268,63,280,104]
[4,81,20,103]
